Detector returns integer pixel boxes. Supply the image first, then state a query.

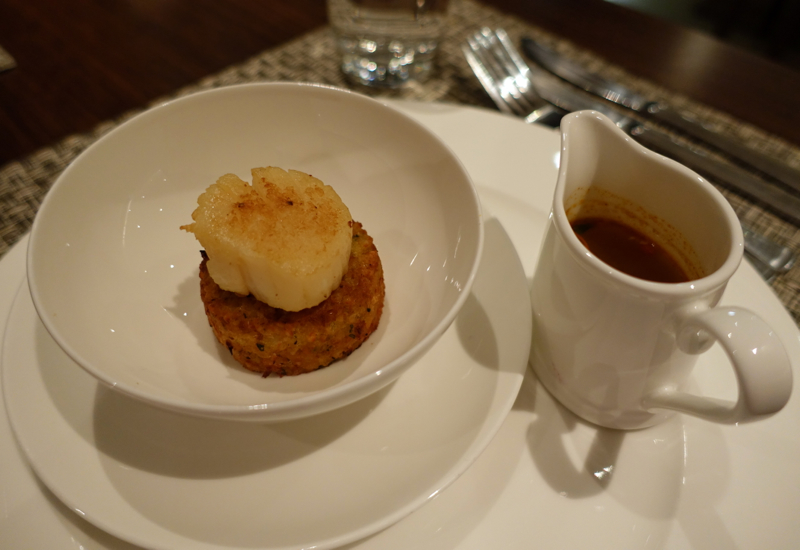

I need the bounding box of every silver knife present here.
[520,37,800,194]
[522,66,800,226]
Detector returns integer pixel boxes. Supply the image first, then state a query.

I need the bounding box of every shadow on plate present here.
[32,475,142,550]
[35,315,387,479]
[455,291,498,370]
[90,379,390,479]
[520,364,733,534]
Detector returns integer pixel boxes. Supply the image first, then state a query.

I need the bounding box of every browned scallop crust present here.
[199,221,384,376]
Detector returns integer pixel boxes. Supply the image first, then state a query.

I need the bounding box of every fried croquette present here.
[199,222,384,376]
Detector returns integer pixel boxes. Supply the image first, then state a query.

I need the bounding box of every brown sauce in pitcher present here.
[571,217,691,283]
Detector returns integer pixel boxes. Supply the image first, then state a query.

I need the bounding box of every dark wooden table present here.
[1,0,799,168]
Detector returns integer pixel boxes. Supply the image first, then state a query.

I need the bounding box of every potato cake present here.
[198,221,384,376]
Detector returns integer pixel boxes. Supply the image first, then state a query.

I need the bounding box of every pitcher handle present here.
[642,307,793,423]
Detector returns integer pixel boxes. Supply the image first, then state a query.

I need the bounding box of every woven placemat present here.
[1,0,798,322]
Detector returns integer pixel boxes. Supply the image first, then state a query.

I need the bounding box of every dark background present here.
[1,0,799,168]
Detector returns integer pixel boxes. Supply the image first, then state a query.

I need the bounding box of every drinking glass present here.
[327,0,450,87]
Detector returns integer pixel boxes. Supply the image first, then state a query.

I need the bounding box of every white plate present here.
[3,214,529,550]
[2,101,800,550]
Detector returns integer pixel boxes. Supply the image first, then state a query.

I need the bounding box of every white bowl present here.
[27,83,483,422]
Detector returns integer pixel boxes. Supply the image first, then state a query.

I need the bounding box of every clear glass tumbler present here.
[327,0,450,88]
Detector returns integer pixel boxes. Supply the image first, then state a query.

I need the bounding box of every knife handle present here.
[643,103,800,194]
[630,125,800,226]
[741,224,796,273]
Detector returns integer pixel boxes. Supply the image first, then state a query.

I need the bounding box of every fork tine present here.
[465,35,523,116]
[476,28,548,112]
[480,28,541,108]
[462,43,518,116]
[465,31,534,117]
[494,29,533,85]
[463,27,567,126]
[474,30,537,114]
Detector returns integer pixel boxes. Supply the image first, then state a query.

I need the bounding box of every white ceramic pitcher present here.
[529,110,792,430]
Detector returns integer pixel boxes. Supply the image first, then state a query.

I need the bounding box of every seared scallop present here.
[182,167,352,311]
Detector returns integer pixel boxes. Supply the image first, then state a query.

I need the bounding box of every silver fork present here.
[462,27,797,281]
[462,28,562,126]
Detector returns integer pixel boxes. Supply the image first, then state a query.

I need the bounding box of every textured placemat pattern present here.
[1,0,798,322]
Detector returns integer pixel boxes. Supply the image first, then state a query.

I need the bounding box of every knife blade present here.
[520,37,800,194]
[522,65,800,226]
